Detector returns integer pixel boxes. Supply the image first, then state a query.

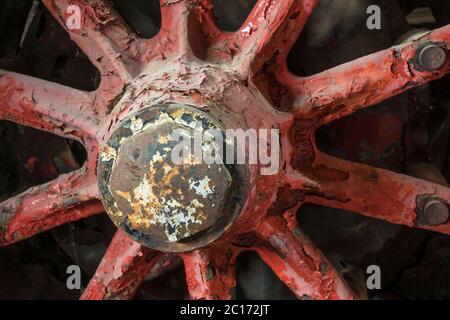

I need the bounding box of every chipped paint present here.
[190,176,214,199]
[115,168,208,242]
[100,145,117,162]
[129,117,144,133]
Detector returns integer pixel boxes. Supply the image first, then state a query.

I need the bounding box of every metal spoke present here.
[255,216,356,300]
[0,70,101,141]
[81,230,162,300]
[231,0,319,75]
[194,0,224,44]
[181,247,237,300]
[296,150,450,235]
[279,25,450,126]
[42,0,137,112]
[0,168,101,246]
[158,0,196,60]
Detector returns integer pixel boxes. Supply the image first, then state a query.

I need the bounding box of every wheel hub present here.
[97,104,249,252]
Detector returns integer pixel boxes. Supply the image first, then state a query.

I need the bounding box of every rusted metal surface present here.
[0,0,450,301]
[416,197,450,227]
[97,104,245,252]
[417,43,447,71]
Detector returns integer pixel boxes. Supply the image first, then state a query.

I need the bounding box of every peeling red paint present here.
[0,169,101,245]
[181,245,240,300]
[255,216,355,300]
[81,230,162,300]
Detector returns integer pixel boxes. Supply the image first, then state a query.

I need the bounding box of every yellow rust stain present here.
[170,109,187,119]
[114,154,210,241]
[158,134,171,144]
[178,153,202,166]
[101,145,117,162]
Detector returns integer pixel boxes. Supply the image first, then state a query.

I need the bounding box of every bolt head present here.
[418,199,450,226]
[418,44,447,71]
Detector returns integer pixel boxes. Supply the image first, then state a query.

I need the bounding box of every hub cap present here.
[97,104,248,252]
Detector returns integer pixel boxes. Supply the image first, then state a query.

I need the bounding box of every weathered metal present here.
[416,197,450,226]
[417,43,447,71]
[0,0,450,300]
[98,104,247,252]
[80,230,162,300]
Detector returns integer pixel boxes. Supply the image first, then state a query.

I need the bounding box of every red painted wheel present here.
[1,0,450,300]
